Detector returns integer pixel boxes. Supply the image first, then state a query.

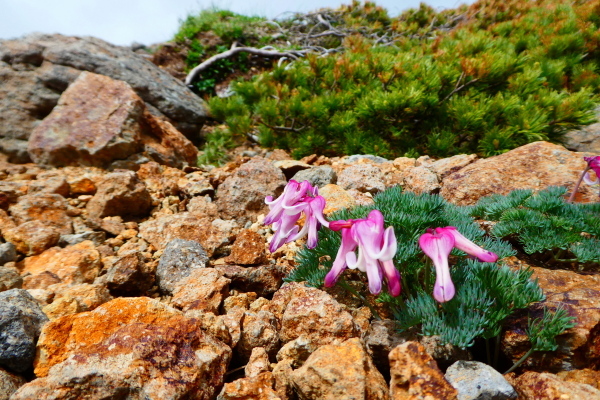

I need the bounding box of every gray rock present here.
[292,165,337,188]
[58,231,106,247]
[0,289,49,373]
[0,33,208,162]
[0,243,16,266]
[0,267,22,292]
[156,239,209,294]
[563,105,600,153]
[445,360,517,400]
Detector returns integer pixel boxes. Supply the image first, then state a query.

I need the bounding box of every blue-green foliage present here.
[287,186,549,349]
[471,186,600,266]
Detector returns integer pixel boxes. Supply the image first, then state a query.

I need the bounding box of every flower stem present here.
[568,166,590,203]
[504,347,535,374]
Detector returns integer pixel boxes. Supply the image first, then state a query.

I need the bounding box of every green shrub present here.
[195,0,599,161]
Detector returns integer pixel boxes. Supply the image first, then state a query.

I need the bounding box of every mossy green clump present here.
[182,0,600,163]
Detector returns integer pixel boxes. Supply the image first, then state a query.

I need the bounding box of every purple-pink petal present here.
[419,229,456,303]
[439,227,498,263]
[324,228,357,287]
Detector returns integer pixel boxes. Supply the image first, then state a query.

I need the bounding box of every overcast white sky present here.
[1,0,473,47]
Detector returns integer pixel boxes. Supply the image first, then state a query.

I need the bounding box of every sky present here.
[1,0,474,47]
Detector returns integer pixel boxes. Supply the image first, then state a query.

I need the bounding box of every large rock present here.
[506,371,600,400]
[445,360,516,400]
[23,297,231,399]
[156,238,209,294]
[290,337,389,400]
[0,289,49,373]
[28,71,198,168]
[440,141,598,204]
[501,265,600,372]
[0,33,208,162]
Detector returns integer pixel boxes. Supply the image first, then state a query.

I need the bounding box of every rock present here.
[17,241,102,286]
[0,33,207,163]
[156,238,209,294]
[0,266,22,291]
[501,265,600,371]
[216,264,285,297]
[2,221,60,256]
[0,242,17,265]
[139,212,231,256]
[365,319,409,375]
[276,336,320,368]
[291,165,337,187]
[217,372,280,400]
[9,193,72,234]
[445,360,517,400]
[345,154,390,164]
[272,359,295,400]
[0,181,27,210]
[318,184,357,215]
[17,301,231,399]
[506,371,600,400]
[403,166,441,194]
[0,289,49,373]
[558,368,600,390]
[42,283,112,320]
[564,106,600,153]
[389,341,458,400]
[86,170,153,218]
[137,161,185,197]
[225,229,267,265]
[187,195,220,218]
[67,174,97,195]
[171,268,230,313]
[273,159,311,180]
[28,71,198,168]
[179,171,214,197]
[429,154,478,180]
[337,163,386,194]
[245,347,271,378]
[0,367,27,400]
[222,307,245,349]
[27,174,70,197]
[215,157,286,222]
[58,231,105,247]
[104,252,155,296]
[290,337,389,400]
[238,310,280,362]
[441,141,598,204]
[269,283,357,347]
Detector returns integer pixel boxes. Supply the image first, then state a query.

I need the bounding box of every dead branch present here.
[185,45,308,86]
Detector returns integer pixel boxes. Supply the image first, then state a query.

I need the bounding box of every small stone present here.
[403,166,441,194]
[0,266,22,292]
[3,221,60,256]
[217,372,279,400]
[58,231,106,247]
[245,347,271,378]
[389,341,458,400]
[171,268,230,313]
[0,367,27,400]
[225,229,266,265]
[290,337,388,400]
[337,163,386,194]
[104,252,155,296]
[291,165,337,187]
[507,371,600,400]
[0,242,17,265]
[0,289,49,373]
[155,238,209,294]
[86,170,152,218]
[445,360,517,400]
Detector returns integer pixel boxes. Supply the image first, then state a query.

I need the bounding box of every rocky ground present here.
[1,33,600,400]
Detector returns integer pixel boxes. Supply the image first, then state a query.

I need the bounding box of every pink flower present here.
[324,210,401,297]
[419,226,498,303]
[419,228,456,303]
[583,156,600,186]
[264,180,329,252]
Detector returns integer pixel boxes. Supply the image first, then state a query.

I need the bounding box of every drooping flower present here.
[419,228,456,303]
[324,210,401,297]
[264,180,329,252]
[419,226,499,303]
[583,156,600,186]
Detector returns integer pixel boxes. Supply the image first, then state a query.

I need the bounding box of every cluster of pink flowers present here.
[264,180,499,302]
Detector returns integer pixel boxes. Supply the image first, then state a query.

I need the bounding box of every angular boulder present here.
[28,71,198,168]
